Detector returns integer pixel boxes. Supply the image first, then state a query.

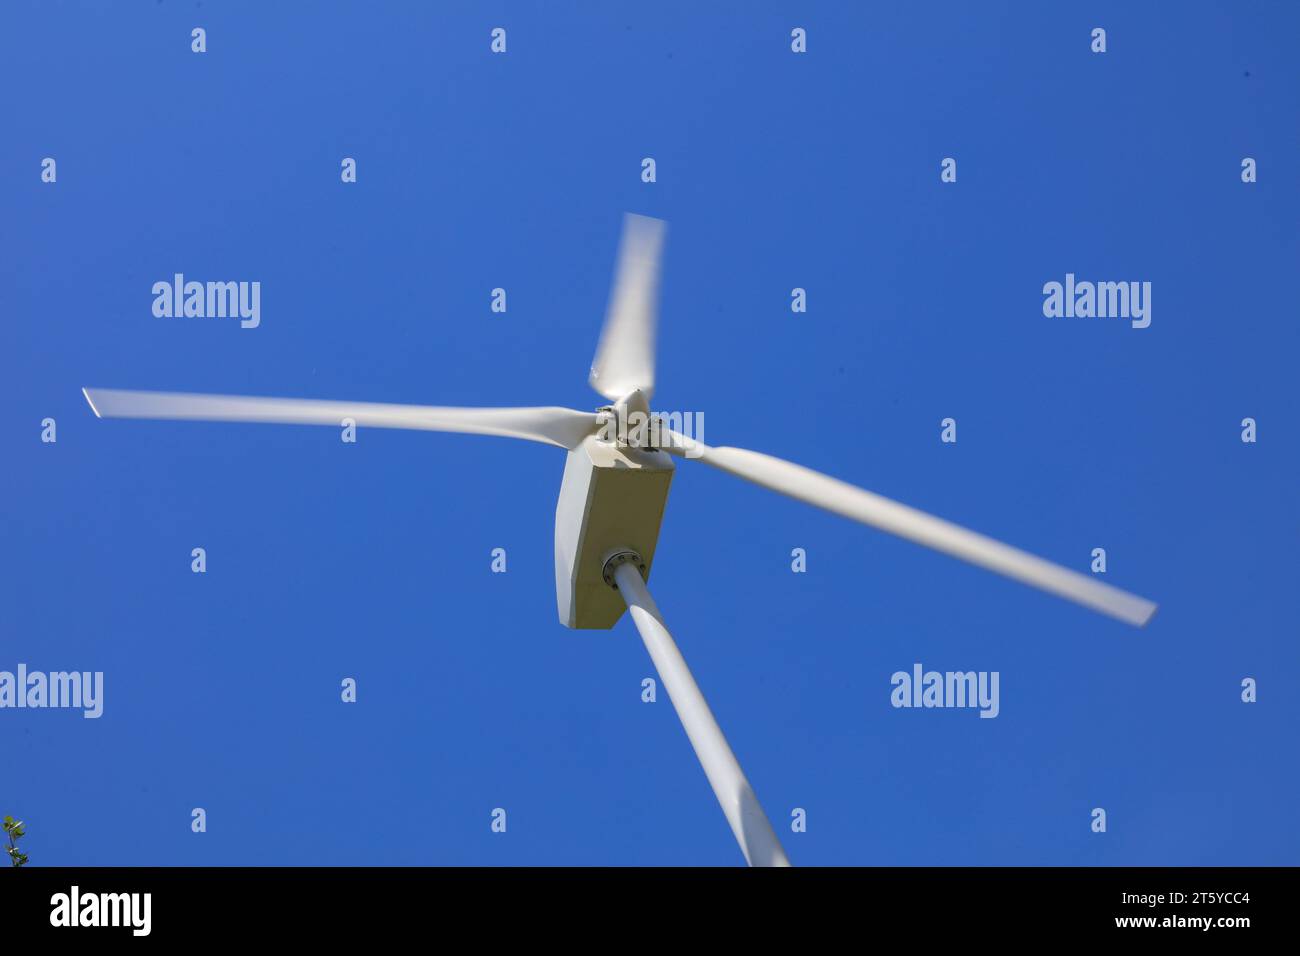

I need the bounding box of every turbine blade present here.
[662,433,1157,627]
[82,388,599,450]
[589,213,666,401]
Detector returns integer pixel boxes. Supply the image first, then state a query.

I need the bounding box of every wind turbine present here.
[82,213,1156,867]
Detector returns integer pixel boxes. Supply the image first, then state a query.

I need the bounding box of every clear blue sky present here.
[3,2,1297,866]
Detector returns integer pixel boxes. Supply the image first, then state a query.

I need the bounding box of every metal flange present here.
[601,549,647,589]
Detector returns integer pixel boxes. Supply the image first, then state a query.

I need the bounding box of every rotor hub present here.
[596,389,659,450]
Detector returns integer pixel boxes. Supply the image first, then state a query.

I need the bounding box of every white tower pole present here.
[612,561,791,867]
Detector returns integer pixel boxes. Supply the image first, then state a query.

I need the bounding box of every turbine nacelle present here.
[553,432,673,630]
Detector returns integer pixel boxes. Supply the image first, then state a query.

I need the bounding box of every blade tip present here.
[622,212,667,245]
[625,211,666,227]
[81,387,103,418]
[1117,600,1157,628]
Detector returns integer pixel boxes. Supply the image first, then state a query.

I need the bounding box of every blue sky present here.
[2,1,1297,866]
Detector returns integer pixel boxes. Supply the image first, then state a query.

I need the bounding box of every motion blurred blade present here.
[663,433,1157,627]
[82,388,599,450]
[589,213,666,400]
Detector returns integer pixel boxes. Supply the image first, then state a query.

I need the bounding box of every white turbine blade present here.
[82,388,599,450]
[662,434,1157,627]
[589,213,666,400]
